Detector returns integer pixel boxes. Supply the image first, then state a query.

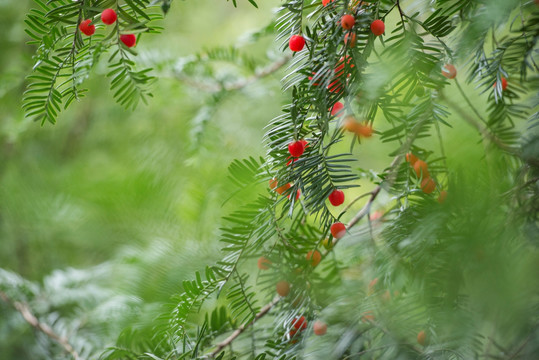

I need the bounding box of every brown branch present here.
[176,55,291,93]
[0,291,81,360]
[208,296,280,358]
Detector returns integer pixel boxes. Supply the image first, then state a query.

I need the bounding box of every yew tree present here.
[2,0,539,359]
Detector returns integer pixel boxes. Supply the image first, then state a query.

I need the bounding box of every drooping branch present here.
[208,296,281,358]
[0,291,81,360]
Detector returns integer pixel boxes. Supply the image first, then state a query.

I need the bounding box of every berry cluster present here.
[78,8,137,48]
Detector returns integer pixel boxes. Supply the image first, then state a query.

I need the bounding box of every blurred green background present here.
[1,0,534,359]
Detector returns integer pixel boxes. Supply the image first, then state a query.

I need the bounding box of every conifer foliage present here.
[5,0,539,359]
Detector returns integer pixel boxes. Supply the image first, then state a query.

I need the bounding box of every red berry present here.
[306,250,322,267]
[289,35,305,52]
[417,330,427,346]
[288,189,301,201]
[288,140,305,158]
[328,189,345,206]
[79,19,95,36]
[120,34,136,48]
[421,177,436,194]
[344,32,357,47]
[331,102,344,116]
[292,316,308,330]
[101,8,117,25]
[335,55,354,77]
[370,20,385,36]
[341,14,355,30]
[494,77,508,91]
[313,321,327,335]
[327,79,343,93]
[269,178,278,190]
[441,64,457,79]
[322,0,334,6]
[330,222,346,239]
[257,256,271,270]
[276,281,290,297]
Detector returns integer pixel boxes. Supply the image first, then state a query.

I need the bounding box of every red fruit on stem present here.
[269,178,278,190]
[413,160,430,178]
[417,330,427,346]
[120,34,136,48]
[370,19,385,36]
[288,140,305,158]
[441,64,457,79]
[421,177,436,194]
[322,0,334,6]
[276,281,290,297]
[101,8,117,25]
[331,102,344,116]
[289,35,305,52]
[313,321,327,335]
[327,79,343,93]
[79,19,95,36]
[330,222,346,239]
[292,316,308,330]
[494,77,508,91]
[257,256,271,270]
[344,32,357,47]
[288,189,301,201]
[306,250,322,267]
[328,189,345,206]
[341,14,355,30]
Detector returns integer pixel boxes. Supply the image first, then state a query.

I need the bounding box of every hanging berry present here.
[441,64,457,79]
[257,257,271,270]
[405,153,418,165]
[413,160,430,178]
[306,250,322,267]
[417,330,427,346]
[421,177,436,194]
[330,222,346,239]
[328,189,345,206]
[288,140,305,157]
[79,20,95,36]
[269,178,278,189]
[313,321,327,335]
[101,8,117,25]
[494,77,508,91]
[276,281,290,297]
[331,102,344,116]
[120,34,136,48]
[344,32,357,47]
[275,183,292,195]
[438,190,448,203]
[289,35,305,52]
[370,20,385,36]
[322,0,334,6]
[341,15,355,30]
[292,316,308,330]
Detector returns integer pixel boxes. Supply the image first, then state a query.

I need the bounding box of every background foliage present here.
[1,0,538,359]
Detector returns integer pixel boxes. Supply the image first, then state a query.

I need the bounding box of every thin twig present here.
[208,296,280,358]
[0,291,81,360]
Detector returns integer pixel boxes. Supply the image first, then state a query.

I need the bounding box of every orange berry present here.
[441,64,457,79]
[417,330,427,346]
[344,32,357,48]
[322,0,334,6]
[276,183,292,195]
[306,250,322,267]
[313,320,327,335]
[288,189,301,201]
[331,102,344,116]
[257,256,271,270]
[494,77,508,91]
[356,123,373,138]
[330,222,346,239]
[276,281,290,297]
[342,116,360,133]
[421,177,436,194]
[413,160,430,178]
[438,190,447,203]
[269,178,278,190]
[405,153,418,165]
